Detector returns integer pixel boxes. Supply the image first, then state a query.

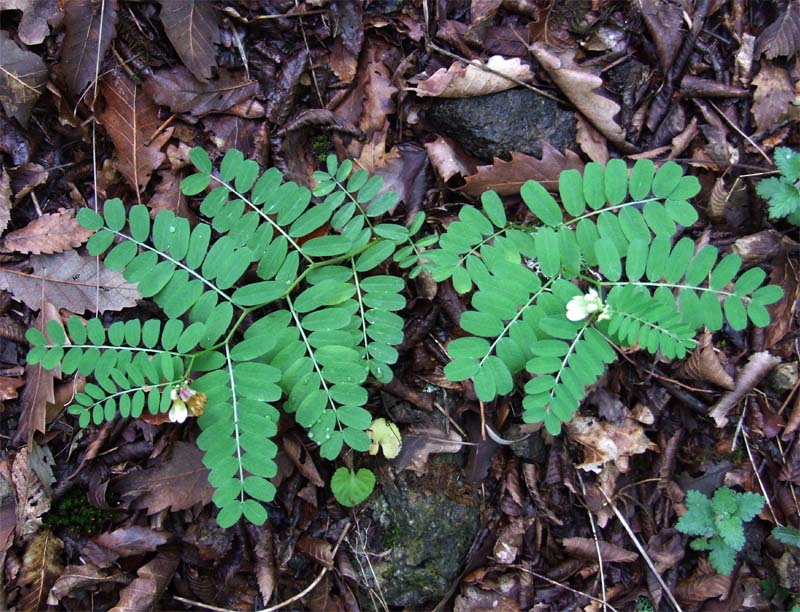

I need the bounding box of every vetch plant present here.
[756,147,800,225]
[427,158,783,435]
[26,149,428,526]
[675,487,765,575]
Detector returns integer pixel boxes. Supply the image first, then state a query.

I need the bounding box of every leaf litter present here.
[0,1,798,611]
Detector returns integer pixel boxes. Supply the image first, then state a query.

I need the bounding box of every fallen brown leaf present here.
[12,447,51,541]
[110,547,179,612]
[709,352,782,427]
[756,0,800,59]
[10,162,47,202]
[0,30,48,126]
[283,433,324,487]
[751,63,796,133]
[59,0,118,97]
[18,530,63,612]
[0,0,61,45]
[47,564,129,605]
[424,135,476,182]
[94,527,172,558]
[0,210,94,255]
[144,66,260,116]
[566,416,657,474]
[329,0,364,83]
[0,165,10,234]
[412,56,533,98]
[562,536,638,563]
[158,0,219,83]
[394,418,463,474]
[147,170,196,223]
[0,460,16,552]
[676,331,735,390]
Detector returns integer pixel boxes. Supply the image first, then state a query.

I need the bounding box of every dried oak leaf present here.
[98,69,166,195]
[528,43,626,147]
[0,30,48,127]
[566,416,657,474]
[0,210,93,255]
[109,547,179,612]
[112,442,213,515]
[751,63,795,133]
[47,564,129,606]
[756,0,800,59]
[676,331,734,390]
[0,0,61,45]
[460,142,584,197]
[562,536,638,563]
[412,56,533,98]
[18,530,63,612]
[0,249,140,313]
[144,66,260,116]
[12,445,51,541]
[157,0,219,83]
[59,0,118,97]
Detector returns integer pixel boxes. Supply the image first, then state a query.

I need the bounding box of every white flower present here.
[566,289,607,321]
[168,387,188,423]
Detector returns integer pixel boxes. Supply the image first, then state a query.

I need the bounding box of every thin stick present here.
[577,473,608,612]
[513,565,621,612]
[741,428,779,524]
[707,100,771,165]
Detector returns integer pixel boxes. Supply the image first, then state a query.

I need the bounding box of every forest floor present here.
[0,1,799,611]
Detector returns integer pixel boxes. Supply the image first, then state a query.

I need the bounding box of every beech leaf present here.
[144,66,260,116]
[0,30,48,127]
[0,210,94,255]
[18,530,64,612]
[157,0,219,83]
[756,0,800,59]
[412,56,533,98]
[59,0,118,97]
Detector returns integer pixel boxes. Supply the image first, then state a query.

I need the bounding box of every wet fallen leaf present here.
[47,564,129,606]
[11,447,51,540]
[0,249,140,313]
[493,517,527,564]
[283,433,324,487]
[756,0,800,59]
[562,537,638,563]
[113,442,214,514]
[158,0,219,82]
[98,69,166,197]
[0,460,16,551]
[59,0,118,97]
[751,63,795,133]
[18,530,63,612]
[412,56,533,98]
[10,162,47,202]
[297,536,333,569]
[0,30,48,126]
[710,352,782,427]
[144,66,260,116]
[460,143,584,197]
[393,418,464,473]
[0,210,94,255]
[329,0,363,83]
[0,166,10,234]
[676,332,735,390]
[566,416,657,473]
[245,522,275,605]
[638,0,684,72]
[94,527,172,557]
[575,113,609,164]
[0,0,61,45]
[109,547,179,612]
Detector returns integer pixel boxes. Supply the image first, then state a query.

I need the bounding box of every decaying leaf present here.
[756,0,800,59]
[751,63,795,133]
[676,332,735,390]
[493,517,526,564]
[412,56,533,98]
[562,537,638,563]
[424,135,475,182]
[98,69,166,196]
[12,447,51,540]
[575,112,609,164]
[0,0,61,45]
[460,143,584,196]
[566,416,657,473]
[246,522,275,605]
[393,419,464,473]
[157,0,219,83]
[368,418,402,459]
[0,30,48,126]
[528,43,626,147]
[147,170,196,223]
[709,352,782,427]
[144,66,260,116]
[94,527,172,558]
[638,0,685,72]
[18,530,63,612]
[329,0,363,83]
[296,536,333,569]
[0,461,15,552]
[283,433,324,487]
[0,249,140,314]
[47,564,129,606]
[59,0,118,97]
[0,165,11,235]
[0,210,94,255]
[10,162,47,202]
[110,547,179,612]
[112,442,213,515]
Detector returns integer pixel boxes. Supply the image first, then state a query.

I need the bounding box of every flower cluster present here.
[168,382,207,423]
[566,289,609,322]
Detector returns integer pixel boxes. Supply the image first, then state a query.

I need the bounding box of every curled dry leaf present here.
[245,522,275,605]
[0,210,94,255]
[10,162,47,203]
[109,547,179,612]
[493,517,527,564]
[94,527,172,558]
[12,446,51,541]
[709,352,782,427]
[731,230,787,266]
[0,30,48,127]
[637,0,684,72]
[296,536,333,569]
[674,560,731,604]
[18,530,64,612]
[676,331,734,390]
[575,113,609,165]
[393,418,464,474]
[0,249,140,314]
[756,0,800,59]
[59,0,118,97]
[412,56,533,98]
[112,442,214,515]
[751,63,796,133]
[47,564,129,606]
[528,43,626,148]
[0,0,61,45]
[283,433,324,487]
[98,69,166,196]
[424,135,475,182]
[144,66,260,116]
[565,416,657,474]
[562,536,638,563]
[158,0,219,82]
[460,142,584,197]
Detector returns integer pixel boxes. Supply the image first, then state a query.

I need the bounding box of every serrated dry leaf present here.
[0,165,10,234]
[0,30,48,127]
[0,210,94,255]
[18,530,63,612]
[47,564,129,606]
[12,447,51,541]
[0,0,61,45]
[158,0,219,82]
[528,43,626,147]
[412,56,533,98]
[566,416,657,474]
[756,0,800,59]
[59,0,118,97]
[460,142,584,196]
[751,63,795,133]
[709,352,782,427]
[246,522,275,605]
[676,332,734,390]
[98,69,165,198]
[113,442,213,514]
[145,66,260,116]
[110,547,179,612]
[297,536,333,569]
[0,249,140,314]
[562,537,638,563]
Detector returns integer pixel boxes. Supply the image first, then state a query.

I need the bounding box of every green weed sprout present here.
[676,487,765,575]
[756,147,800,225]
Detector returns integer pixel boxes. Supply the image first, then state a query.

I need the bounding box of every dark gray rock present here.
[360,467,480,608]
[427,88,576,160]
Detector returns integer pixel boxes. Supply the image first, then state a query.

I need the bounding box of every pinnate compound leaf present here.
[330,467,375,507]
